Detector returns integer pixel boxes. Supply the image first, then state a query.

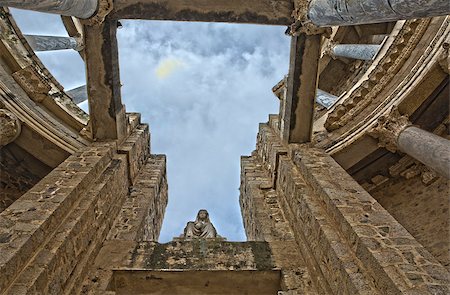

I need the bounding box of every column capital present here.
[81,0,113,25]
[369,106,412,152]
[288,1,331,37]
[0,109,21,146]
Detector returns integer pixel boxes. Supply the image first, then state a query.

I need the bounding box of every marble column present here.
[0,0,98,19]
[0,109,21,146]
[66,85,88,104]
[370,107,450,179]
[308,0,450,26]
[329,44,381,61]
[316,89,338,109]
[24,35,83,52]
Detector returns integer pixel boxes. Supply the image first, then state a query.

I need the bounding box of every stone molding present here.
[369,106,412,152]
[0,108,21,146]
[324,19,429,131]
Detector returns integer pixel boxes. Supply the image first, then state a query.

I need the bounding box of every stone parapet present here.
[240,152,318,294]
[107,155,167,242]
[118,123,151,184]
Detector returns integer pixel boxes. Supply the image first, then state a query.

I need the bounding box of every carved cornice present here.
[368,106,412,152]
[0,108,21,146]
[324,19,430,131]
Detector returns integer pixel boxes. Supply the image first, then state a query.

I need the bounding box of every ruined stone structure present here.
[0,1,449,294]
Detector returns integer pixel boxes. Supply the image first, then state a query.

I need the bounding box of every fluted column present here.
[24,35,83,52]
[0,109,21,146]
[0,0,98,19]
[308,0,450,26]
[370,107,450,179]
[327,44,381,61]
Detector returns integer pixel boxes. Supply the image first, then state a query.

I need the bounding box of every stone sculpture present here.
[183,209,217,239]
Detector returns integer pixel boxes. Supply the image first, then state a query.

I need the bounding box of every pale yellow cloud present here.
[155,58,184,79]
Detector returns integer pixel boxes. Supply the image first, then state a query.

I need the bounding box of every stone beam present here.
[281,34,321,143]
[24,35,83,52]
[83,19,127,141]
[370,107,450,179]
[0,0,98,19]
[308,0,450,26]
[112,0,293,25]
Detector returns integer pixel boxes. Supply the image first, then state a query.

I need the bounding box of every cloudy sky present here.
[11,9,290,242]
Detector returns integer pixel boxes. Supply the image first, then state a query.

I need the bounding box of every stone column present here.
[316,89,338,109]
[326,44,381,61]
[308,0,450,26]
[24,35,83,52]
[0,109,21,146]
[66,85,88,104]
[370,107,450,179]
[0,0,98,19]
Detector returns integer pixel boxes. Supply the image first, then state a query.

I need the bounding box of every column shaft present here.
[308,0,450,26]
[397,126,450,179]
[66,85,87,104]
[0,0,98,19]
[24,35,82,52]
[332,44,380,61]
[316,89,338,109]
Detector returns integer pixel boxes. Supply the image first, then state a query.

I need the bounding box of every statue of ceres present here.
[183,209,217,239]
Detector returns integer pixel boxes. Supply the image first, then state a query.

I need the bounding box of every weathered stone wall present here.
[371,175,450,271]
[107,154,168,242]
[240,149,318,293]
[240,115,450,294]
[0,120,168,294]
[0,144,50,213]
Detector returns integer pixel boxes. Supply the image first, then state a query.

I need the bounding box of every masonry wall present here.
[0,118,168,294]
[240,115,450,294]
[371,176,450,270]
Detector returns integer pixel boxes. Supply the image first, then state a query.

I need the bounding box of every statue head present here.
[196,209,210,222]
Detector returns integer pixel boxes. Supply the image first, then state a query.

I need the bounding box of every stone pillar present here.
[308,0,450,26]
[327,44,381,61]
[316,89,338,109]
[66,85,87,104]
[0,0,98,19]
[0,109,21,146]
[370,107,450,179]
[24,35,83,52]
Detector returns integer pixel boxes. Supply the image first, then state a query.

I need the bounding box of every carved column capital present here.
[0,109,21,146]
[287,1,332,37]
[322,41,338,59]
[369,106,412,152]
[81,0,113,25]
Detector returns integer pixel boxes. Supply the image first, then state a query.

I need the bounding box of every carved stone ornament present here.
[182,209,217,239]
[369,106,412,152]
[0,109,21,146]
[81,0,113,25]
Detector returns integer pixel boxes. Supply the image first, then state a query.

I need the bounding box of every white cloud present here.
[8,10,290,242]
